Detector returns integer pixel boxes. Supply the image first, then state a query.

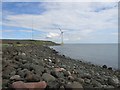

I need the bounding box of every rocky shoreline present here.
[2,43,120,90]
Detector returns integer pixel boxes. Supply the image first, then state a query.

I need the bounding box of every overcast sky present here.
[2,1,118,43]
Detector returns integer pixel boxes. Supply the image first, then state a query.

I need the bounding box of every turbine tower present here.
[59,28,64,45]
[31,18,33,40]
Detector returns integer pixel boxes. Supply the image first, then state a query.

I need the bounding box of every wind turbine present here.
[58,27,64,45]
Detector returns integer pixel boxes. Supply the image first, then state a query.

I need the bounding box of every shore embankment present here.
[2,40,120,89]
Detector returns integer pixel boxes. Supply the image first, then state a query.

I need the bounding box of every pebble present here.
[48,59,52,62]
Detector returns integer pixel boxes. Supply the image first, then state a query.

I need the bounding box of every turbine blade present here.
[58,28,62,32]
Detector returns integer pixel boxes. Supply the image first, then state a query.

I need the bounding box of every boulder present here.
[63,71,70,77]
[10,71,16,77]
[24,81,47,89]
[77,78,84,84]
[102,65,107,69]
[2,79,9,87]
[50,70,64,78]
[3,65,16,79]
[47,80,60,89]
[11,81,47,90]
[17,69,29,78]
[54,68,66,72]
[65,81,83,89]
[11,81,26,90]
[22,60,27,64]
[85,79,91,84]
[71,81,83,88]
[68,76,74,81]
[108,67,112,70]
[42,73,56,82]
[108,76,120,86]
[81,73,92,79]
[10,75,22,81]
[25,71,40,82]
[91,80,102,87]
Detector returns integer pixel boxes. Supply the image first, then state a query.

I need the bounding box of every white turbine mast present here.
[31,17,34,40]
[58,27,64,45]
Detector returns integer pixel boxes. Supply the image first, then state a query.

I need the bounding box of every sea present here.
[51,44,119,69]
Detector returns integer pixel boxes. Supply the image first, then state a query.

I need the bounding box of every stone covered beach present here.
[2,40,120,90]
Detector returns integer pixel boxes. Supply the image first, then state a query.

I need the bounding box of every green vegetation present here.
[1,39,59,47]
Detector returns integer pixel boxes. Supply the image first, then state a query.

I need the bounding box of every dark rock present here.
[102,65,107,69]
[25,71,40,82]
[30,64,45,75]
[15,57,19,61]
[63,71,69,77]
[16,42,20,44]
[108,67,112,70]
[47,80,60,89]
[3,65,16,79]
[22,60,27,64]
[58,78,66,85]
[50,71,64,78]
[22,63,33,71]
[2,74,10,79]
[17,69,29,78]
[85,79,91,84]
[68,76,74,81]
[50,71,59,78]
[10,71,16,77]
[2,79,9,87]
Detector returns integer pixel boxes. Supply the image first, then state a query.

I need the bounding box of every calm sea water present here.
[51,44,118,69]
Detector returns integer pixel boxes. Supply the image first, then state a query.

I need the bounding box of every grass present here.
[2,40,59,47]
[2,44,28,47]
